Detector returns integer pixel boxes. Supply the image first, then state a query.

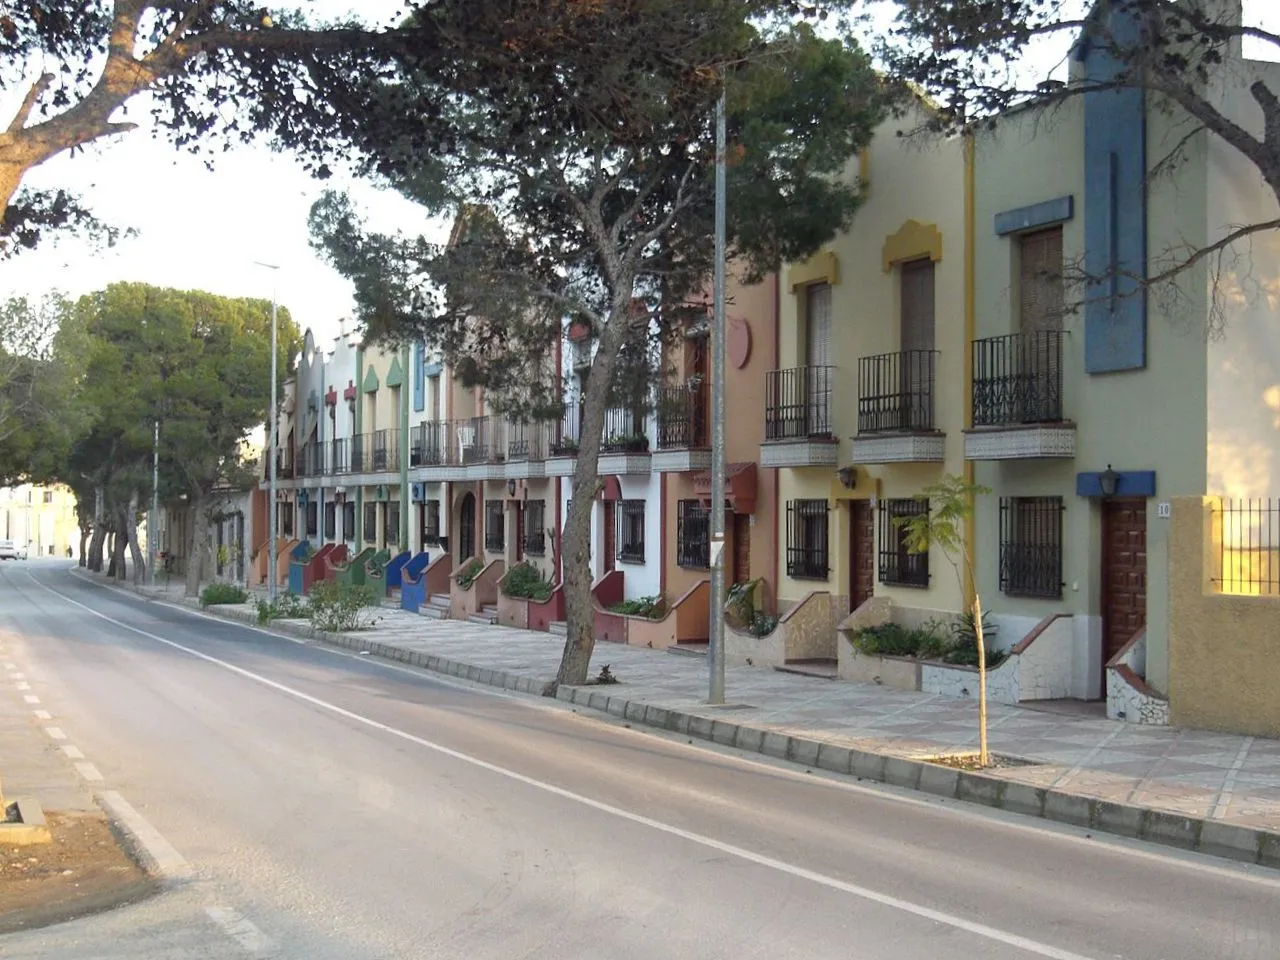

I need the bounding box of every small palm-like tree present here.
[894,474,994,766]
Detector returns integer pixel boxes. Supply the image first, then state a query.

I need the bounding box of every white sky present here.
[0,0,1274,348]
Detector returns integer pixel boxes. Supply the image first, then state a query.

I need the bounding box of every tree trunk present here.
[88,485,106,571]
[185,492,207,598]
[973,592,990,767]
[112,508,129,581]
[554,303,639,690]
[78,526,89,566]
[125,488,145,585]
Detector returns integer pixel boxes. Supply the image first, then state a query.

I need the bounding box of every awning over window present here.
[692,461,757,515]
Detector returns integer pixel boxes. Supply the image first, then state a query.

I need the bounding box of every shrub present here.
[943,610,1006,668]
[609,595,667,619]
[308,580,379,632]
[850,621,945,659]
[455,558,483,589]
[256,591,308,623]
[747,611,780,637]
[200,583,249,608]
[503,562,554,602]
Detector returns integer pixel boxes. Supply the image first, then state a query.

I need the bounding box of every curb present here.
[0,796,52,846]
[81,577,1280,870]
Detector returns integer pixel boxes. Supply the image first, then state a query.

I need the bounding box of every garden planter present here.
[839,648,923,691]
[497,592,530,629]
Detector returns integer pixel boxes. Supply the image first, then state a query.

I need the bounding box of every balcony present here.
[409,421,468,482]
[462,415,507,480]
[965,331,1076,460]
[506,421,549,480]
[546,405,582,476]
[653,382,710,473]
[348,430,401,477]
[850,350,945,464]
[600,407,651,476]
[760,365,839,468]
[330,438,351,477]
[298,441,325,479]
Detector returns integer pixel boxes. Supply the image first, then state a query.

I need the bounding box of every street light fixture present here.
[255,260,280,604]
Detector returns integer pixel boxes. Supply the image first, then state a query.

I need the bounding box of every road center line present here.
[204,906,276,957]
[62,745,84,760]
[32,573,1097,960]
[45,726,66,740]
[32,709,51,720]
[75,761,103,782]
[23,694,39,704]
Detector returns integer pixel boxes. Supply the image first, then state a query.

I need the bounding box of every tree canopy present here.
[309,0,886,686]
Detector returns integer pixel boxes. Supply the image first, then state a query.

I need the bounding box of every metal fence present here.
[765,365,834,440]
[972,331,1063,427]
[1212,498,1280,596]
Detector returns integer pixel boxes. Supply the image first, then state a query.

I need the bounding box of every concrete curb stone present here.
[82,575,1280,870]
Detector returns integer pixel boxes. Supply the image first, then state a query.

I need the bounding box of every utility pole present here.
[256,261,281,605]
[708,88,727,705]
[149,420,158,587]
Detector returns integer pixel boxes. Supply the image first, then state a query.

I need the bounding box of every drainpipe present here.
[400,343,410,553]
[770,270,781,613]
[318,353,325,547]
[355,345,364,546]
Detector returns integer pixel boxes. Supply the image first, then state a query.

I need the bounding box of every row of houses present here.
[232,5,1280,737]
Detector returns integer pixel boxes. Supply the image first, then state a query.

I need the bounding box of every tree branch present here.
[8,74,55,134]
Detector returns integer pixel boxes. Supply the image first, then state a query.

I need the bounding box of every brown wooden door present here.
[1102,498,1147,671]
[732,512,751,585]
[850,500,875,610]
[602,501,616,573]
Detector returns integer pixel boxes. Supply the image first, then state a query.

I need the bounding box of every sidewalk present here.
[87,570,1280,865]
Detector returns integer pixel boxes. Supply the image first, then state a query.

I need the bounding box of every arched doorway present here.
[458,493,476,562]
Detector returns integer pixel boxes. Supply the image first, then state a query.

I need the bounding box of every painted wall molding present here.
[882,219,943,273]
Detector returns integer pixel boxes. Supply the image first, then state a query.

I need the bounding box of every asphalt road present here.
[1,561,1278,960]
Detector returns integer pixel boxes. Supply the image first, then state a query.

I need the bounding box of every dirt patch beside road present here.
[0,811,157,934]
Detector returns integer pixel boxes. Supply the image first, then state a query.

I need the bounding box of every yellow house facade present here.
[0,484,80,558]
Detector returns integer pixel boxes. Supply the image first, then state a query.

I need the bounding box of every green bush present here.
[850,621,946,659]
[943,610,1006,667]
[455,558,483,589]
[200,583,249,608]
[308,580,379,632]
[609,595,667,619]
[503,562,554,601]
[747,611,780,637]
[256,591,308,624]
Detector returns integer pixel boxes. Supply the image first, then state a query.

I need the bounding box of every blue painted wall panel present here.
[1079,5,1147,373]
[412,342,425,411]
[1075,470,1156,498]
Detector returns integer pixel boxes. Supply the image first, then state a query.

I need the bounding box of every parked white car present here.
[0,539,17,560]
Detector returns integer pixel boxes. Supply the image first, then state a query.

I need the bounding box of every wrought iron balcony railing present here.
[856,350,938,434]
[972,331,1063,427]
[764,365,835,441]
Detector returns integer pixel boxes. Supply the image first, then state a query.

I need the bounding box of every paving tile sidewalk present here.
[84,571,1280,859]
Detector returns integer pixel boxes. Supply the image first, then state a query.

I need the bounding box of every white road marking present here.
[44,726,66,740]
[2,662,14,670]
[32,575,1102,960]
[62,744,85,760]
[98,791,191,880]
[32,709,51,720]
[9,671,24,679]
[15,681,31,690]
[23,694,39,704]
[204,906,276,956]
[74,761,103,781]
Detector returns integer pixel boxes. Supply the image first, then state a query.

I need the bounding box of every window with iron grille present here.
[305,501,318,537]
[363,503,377,543]
[676,499,710,568]
[485,499,505,552]
[617,499,645,563]
[879,499,929,587]
[343,502,355,541]
[386,501,400,547]
[999,496,1064,598]
[786,499,829,580]
[324,503,336,540]
[524,499,546,556]
[423,501,441,544]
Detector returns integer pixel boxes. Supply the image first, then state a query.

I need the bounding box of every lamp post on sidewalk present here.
[149,420,158,587]
[708,88,728,706]
[255,261,280,605]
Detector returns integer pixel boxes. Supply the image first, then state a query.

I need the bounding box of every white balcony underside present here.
[598,453,653,476]
[850,432,945,464]
[651,448,713,473]
[545,456,577,477]
[759,439,840,469]
[504,459,547,480]
[963,424,1077,460]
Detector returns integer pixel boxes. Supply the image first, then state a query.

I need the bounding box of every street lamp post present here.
[708,88,727,705]
[256,261,280,605]
[149,420,158,587]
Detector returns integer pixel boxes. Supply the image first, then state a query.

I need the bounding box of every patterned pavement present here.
[132,578,1280,831]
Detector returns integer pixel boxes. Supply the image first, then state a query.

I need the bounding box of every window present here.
[485,499,505,552]
[304,501,318,537]
[676,499,710,568]
[617,499,645,563]
[42,491,53,505]
[280,505,294,537]
[1018,226,1064,334]
[343,502,355,541]
[879,499,929,587]
[786,499,830,580]
[423,501,441,544]
[363,503,377,543]
[524,500,546,556]
[386,501,400,548]
[324,503,336,540]
[1000,496,1064,598]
